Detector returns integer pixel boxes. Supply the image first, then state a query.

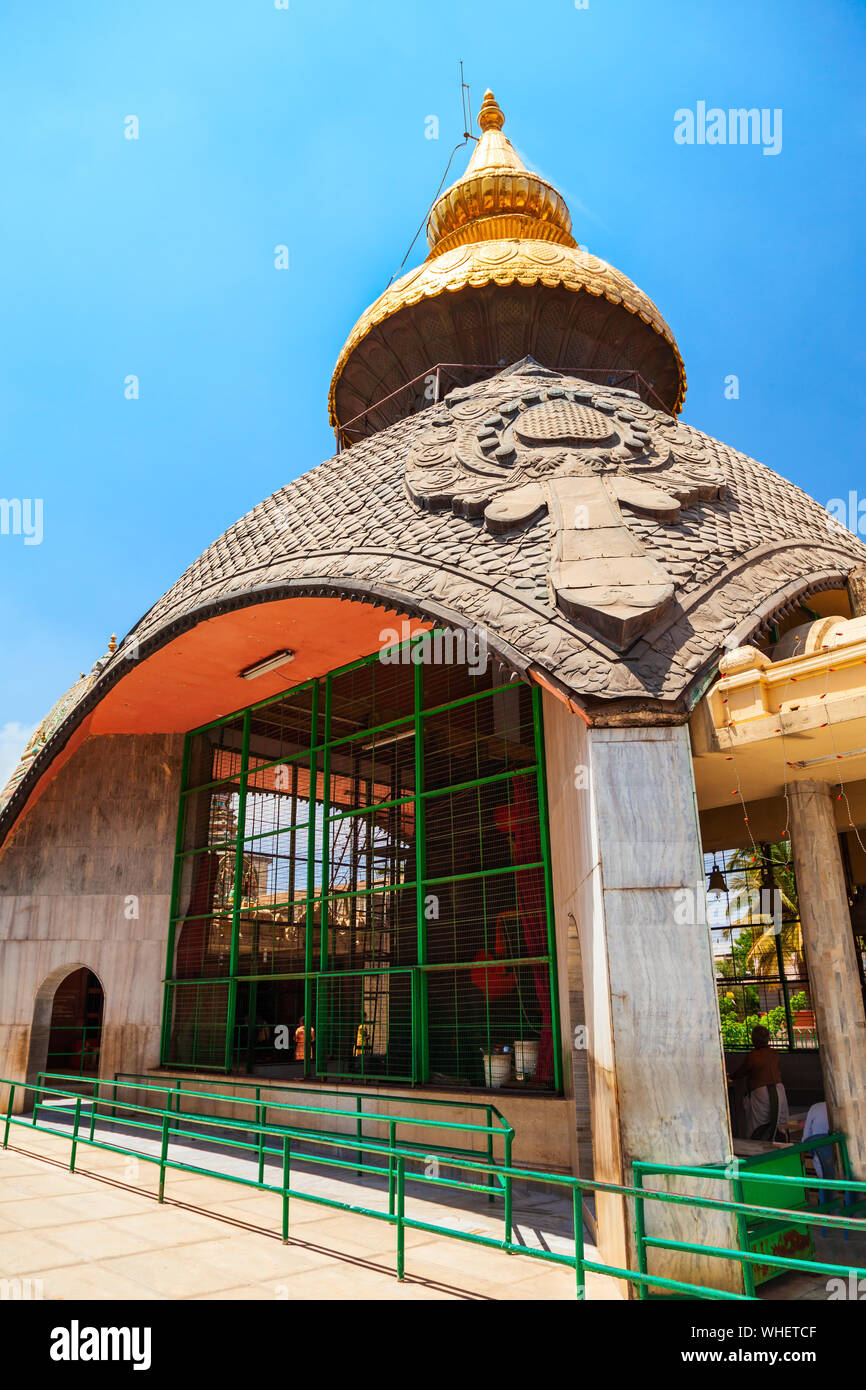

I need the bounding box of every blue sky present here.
[1,0,865,780]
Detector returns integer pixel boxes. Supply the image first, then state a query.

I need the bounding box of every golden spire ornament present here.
[426,90,576,256]
[329,85,686,442]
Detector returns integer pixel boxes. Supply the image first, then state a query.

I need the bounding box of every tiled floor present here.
[0,1122,616,1301]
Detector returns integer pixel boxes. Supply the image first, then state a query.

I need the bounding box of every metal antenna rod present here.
[459,60,477,141]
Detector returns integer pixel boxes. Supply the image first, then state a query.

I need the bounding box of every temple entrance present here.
[23,965,106,1110]
[44,968,104,1076]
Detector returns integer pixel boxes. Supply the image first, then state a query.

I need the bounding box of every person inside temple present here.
[293,1016,313,1063]
[728,1025,790,1140]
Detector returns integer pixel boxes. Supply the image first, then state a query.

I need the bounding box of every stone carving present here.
[404,363,727,649]
[7,358,866,845]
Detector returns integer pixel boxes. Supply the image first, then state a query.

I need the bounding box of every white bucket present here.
[513,1040,539,1082]
[482,1053,512,1089]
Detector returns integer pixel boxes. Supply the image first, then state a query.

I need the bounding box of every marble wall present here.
[0,733,184,1111]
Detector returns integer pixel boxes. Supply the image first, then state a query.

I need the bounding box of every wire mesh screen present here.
[426,964,548,1088]
[164,636,560,1090]
[707,841,815,1050]
[164,981,231,1069]
[315,970,415,1081]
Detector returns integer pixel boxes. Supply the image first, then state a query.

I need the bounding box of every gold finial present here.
[327,85,688,437]
[478,89,505,133]
[108,634,117,654]
[422,85,575,258]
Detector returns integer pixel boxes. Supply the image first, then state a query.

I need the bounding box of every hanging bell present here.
[707,859,726,894]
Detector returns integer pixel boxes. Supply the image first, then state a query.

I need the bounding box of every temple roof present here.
[0,651,112,811]
[4,92,859,858]
[126,364,866,701]
[4,358,863,844]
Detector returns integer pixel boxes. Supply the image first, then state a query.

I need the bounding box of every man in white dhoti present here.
[729,1025,790,1140]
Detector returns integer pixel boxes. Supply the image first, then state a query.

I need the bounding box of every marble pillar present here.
[543,692,742,1295]
[788,779,866,1176]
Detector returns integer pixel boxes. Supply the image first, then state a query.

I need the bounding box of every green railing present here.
[634,1135,866,1299]
[5,1075,866,1300]
[35,1070,513,1204]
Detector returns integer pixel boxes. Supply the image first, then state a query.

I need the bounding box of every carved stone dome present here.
[3,107,862,850]
[5,359,865,852]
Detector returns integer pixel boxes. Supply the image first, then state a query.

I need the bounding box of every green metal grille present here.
[162,635,561,1091]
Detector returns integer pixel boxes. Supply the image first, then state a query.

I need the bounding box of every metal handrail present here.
[5,1075,866,1301]
[37,1070,512,1138]
[334,361,670,448]
[633,1139,866,1300]
[115,1069,511,1175]
[35,1070,514,1202]
[114,1071,511,1124]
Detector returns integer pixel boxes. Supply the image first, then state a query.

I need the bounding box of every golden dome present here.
[426,90,576,255]
[329,89,686,439]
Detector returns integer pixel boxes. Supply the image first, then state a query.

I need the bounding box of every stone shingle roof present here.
[0,668,100,811]
[121,362,866,708]
[2,362,863,839]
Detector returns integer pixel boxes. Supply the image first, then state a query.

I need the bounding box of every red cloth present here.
[470,951,516,1000]
[508,778,554,1086]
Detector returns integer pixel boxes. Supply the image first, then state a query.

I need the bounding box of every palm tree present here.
[725,842,804,979]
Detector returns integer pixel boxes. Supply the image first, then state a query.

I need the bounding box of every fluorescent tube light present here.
[240,650,296,681]
[360,728,415,752]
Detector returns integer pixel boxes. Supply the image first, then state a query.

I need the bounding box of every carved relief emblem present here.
[404,364,726,649]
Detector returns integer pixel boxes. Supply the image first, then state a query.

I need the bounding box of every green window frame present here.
[161,634,562,1091]
[708,843,816,1052]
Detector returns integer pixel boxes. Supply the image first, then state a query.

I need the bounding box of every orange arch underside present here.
[14,596,429,828]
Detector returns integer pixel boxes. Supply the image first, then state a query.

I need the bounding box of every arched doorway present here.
[25,966,106,1089]
[45,968,104,1076]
